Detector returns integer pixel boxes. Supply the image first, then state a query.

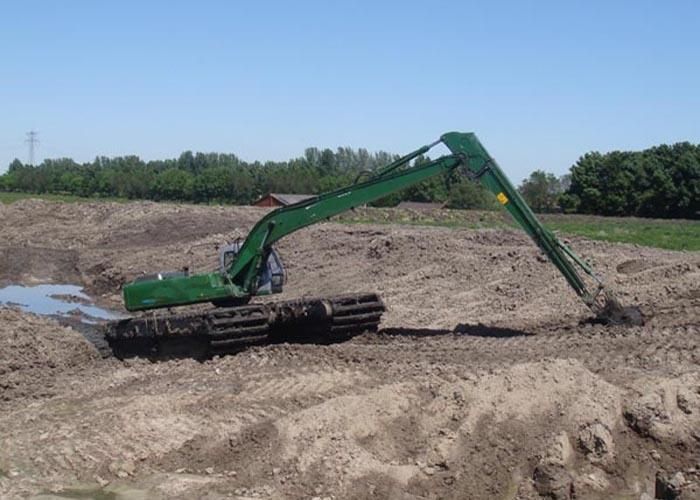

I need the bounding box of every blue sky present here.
[1,1,698,180]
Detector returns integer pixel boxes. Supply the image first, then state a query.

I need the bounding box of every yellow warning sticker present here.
[496,192,509,205]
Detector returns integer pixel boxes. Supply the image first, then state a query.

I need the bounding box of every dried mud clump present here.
[533,463,575,500]
[577,421,615,462]
[623,375,700,445]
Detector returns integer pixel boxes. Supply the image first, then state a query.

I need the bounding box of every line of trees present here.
[1,141,697,218]
[0,148,498,209]
[560,142,699,219]
[517,142,699,219]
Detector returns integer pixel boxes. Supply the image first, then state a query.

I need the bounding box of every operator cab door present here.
[219,242,285,295]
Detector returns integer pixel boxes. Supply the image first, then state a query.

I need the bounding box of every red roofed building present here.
[253,193,315,208]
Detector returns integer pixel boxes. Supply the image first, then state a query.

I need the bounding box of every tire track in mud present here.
[238,367,372,401]
[332,310,699,385]
[15,314,694,488]
[147,364,410,486]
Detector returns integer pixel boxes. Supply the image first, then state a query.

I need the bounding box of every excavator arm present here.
[227,152,462,292]
[122,132,639,325]
[440,133,603,308]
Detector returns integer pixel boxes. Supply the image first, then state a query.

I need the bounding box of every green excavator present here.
[105,132,642,358]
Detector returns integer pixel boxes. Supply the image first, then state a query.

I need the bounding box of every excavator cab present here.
[219,242,285,295]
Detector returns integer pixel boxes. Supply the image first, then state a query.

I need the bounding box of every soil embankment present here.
[0,200,698,499]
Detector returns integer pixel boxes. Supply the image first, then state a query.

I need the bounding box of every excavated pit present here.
[0,200,698,500]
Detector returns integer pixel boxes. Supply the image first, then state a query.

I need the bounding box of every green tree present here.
[153,168,194,200]
[446,180,498,210]
[8,159,23,172]
[565,143,699,218]
[518,170,563,213]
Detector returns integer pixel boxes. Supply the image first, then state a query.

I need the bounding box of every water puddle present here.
[0,283,124,322]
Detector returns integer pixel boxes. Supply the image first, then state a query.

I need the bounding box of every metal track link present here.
[328,294,385,339]
[104,292,384,359]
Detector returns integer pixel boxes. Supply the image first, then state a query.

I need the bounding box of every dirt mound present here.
[272,358,624,499]
[0,200,698,499]
[0,246,81,287]
[0,308,99,404]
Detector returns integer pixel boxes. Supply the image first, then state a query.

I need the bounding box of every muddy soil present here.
[0,199,698,499]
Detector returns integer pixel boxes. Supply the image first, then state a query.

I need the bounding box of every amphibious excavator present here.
[105,132,641,358]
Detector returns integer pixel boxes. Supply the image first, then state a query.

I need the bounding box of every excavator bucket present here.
[594,290,644,326]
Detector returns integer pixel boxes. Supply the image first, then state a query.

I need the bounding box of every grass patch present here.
[337,207,700,251]
[337,216,512,231]
[542,218,700,252]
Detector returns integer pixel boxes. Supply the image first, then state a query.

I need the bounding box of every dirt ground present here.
[0,199,698,500]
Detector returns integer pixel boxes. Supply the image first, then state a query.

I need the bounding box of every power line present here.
[25,130,39,166]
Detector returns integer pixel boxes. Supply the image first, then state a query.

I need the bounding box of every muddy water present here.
[0,284,123,321]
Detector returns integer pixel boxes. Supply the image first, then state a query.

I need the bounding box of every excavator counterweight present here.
[105,132,642,359]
